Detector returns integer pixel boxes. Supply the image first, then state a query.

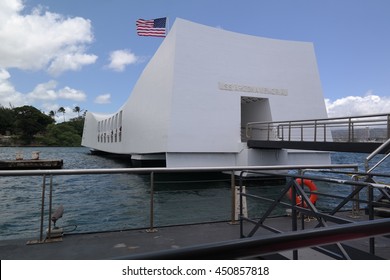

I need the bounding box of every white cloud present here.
[28,80,58,101]
[0,0,97,75]
[107,49,139,72]
[0,0,23,25]
[0,68,11,81]
[94,94,111,104]
[26,80,86,102]
[325,92,390,118]
[0,70,88,109]
[58,87,87,102]
[0,68,25,107]
[48,52,97,76]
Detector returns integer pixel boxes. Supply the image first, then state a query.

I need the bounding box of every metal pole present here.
[39,175,46,242]
[47,175,53,240]
[323,123,327,142]
[291,179,298,260]
[230,171,236,224]
[147,172,157,232]
[267,123,270,140]
[368,184,375,255]
[239,173,244,238]
[348,118,352,142]
[351,167,360,217]
[387,114,390,139]
[300,178,305,230]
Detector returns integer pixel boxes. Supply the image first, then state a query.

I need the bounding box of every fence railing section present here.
[0,164,356,244]
[365,138,390,173]
[119,219,390,260]
[239,169,390,259]
[246,113,390,143]
[2,164,390,259]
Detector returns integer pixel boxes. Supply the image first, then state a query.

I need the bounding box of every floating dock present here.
[0,159,63,170]
[0,150,63,170]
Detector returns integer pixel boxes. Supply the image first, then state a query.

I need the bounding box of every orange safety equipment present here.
[288,178,318,207]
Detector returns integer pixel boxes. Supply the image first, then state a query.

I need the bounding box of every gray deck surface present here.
[1,214,389,260]
[1,221,240,260]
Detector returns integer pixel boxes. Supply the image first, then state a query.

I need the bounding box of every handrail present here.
[0,164,358,243]
[3,163,390,259]
[0,164,359,176]
[238,169,390,258]
[246,113,390,142]
[365,138,390,172]
[247,112,390,128]
[117,219,390,260]
[366,138,390,162]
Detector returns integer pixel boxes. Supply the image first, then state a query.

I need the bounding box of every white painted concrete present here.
[82,18,331,167]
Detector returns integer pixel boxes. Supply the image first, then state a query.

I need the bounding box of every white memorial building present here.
[82,18,331,167]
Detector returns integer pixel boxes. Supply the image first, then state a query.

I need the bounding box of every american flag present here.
[136,18,167,37]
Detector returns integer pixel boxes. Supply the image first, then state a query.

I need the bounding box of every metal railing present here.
[363,138,390,255]
[2,163,390,259]
[118,218,390,260]
[0,164,358,244]
[246,113,390,143]
[118,167,390,260]
[238,169,390,259]
[365,138,390,173]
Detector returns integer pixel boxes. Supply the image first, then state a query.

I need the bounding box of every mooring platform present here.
[0,159,63,170]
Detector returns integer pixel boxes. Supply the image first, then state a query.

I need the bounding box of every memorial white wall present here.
[82,18,330,167]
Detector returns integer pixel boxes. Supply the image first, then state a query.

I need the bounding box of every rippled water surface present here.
[0,147,388,240]
[0,147,233,240]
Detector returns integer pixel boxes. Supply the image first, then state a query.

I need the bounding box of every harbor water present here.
[0,147,388,241]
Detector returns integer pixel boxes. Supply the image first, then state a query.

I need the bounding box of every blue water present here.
[0,147,388,240]
[0,147,233,240]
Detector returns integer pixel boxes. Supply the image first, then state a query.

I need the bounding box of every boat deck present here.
[1,213,389,260]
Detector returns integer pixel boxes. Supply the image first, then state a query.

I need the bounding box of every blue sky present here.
[0,0,389,122]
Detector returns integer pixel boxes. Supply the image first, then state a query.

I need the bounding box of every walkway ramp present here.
[247,139,384,153]
[245,113,390,154]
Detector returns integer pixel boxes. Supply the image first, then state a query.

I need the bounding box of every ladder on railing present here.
[365,138,390,218]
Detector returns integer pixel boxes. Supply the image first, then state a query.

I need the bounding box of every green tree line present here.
[0,105,85,146]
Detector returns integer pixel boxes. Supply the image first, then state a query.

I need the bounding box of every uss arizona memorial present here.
[81,18,331,167]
